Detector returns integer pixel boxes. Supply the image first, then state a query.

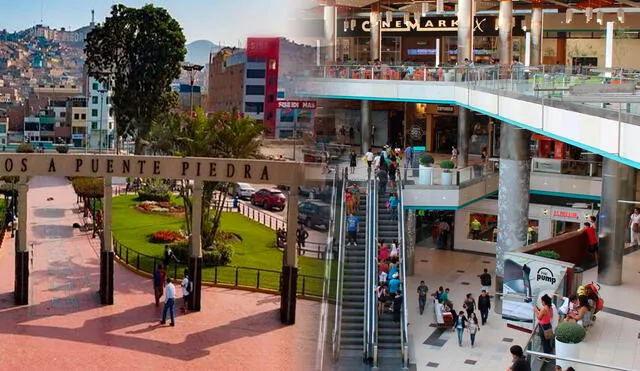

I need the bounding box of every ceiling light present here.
[351,19,356,28]
[403,12,409,25]
[596,10,603,24]
[585,7,593,23]
[422,2,429,16]
[385,10,392,23]
[566,9,573,24]
[436,0,444,14]
[522,25,527,32]
[617,8,625,23]
[343,19,348,32]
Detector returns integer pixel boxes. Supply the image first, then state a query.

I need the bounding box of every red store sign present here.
[277,100,317,110]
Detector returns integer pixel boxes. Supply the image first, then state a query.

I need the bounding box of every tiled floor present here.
[407,243,640,371]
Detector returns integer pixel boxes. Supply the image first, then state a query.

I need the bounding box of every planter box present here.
[441,171,453,186]
[419,165,433,185]
[555,339,581,369]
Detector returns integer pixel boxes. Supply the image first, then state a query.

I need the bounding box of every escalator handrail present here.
[397,169,410,368]
[332,167,348,358]
[370,176,379,366]
[363,172,372,357]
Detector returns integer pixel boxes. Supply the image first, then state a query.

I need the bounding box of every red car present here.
[250,188,286,211]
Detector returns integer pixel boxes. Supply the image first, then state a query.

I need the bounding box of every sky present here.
[2,0,314,44]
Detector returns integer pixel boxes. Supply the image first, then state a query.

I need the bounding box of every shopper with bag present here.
[535,294,554,354]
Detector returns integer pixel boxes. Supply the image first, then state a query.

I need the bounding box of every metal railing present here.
[368,176,378,366]
[405,164,493,187]
[332,168,348,358]
[526,351,635,371]
[530,157,603,177]
[112,238,326,298]
[398,170,410,368]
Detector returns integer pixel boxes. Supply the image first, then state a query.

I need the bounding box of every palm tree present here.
[148,108,264,249]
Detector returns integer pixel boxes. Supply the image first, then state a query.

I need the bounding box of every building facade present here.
[86,77,115,151]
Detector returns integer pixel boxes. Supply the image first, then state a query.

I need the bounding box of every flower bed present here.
[148,230,186,244]
[136,201,184,215]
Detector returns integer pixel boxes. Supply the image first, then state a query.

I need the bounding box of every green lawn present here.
[111,195,335,298]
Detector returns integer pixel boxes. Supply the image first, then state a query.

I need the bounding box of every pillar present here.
[99,176,114,305]
[530,5,543,66]
[498,0,513,64]
[188,180,204,311]
[405,209,416,276]
[323,0,336,63]
[361,100,372,151]
[598,159,636,285]
[370,2,381,61]
[495,123,530,313]
[281,183,300,324]
[456,0,473,168]
[14,177,28,305]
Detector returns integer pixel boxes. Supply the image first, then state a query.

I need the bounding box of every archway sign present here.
[2,153,324,325]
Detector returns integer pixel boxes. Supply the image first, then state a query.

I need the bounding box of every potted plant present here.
[554,321,586,369]
[418,155,434,185]
[439,159,456,186]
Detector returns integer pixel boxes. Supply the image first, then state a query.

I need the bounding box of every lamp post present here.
[98,88,107,154]
[181,63,204,117]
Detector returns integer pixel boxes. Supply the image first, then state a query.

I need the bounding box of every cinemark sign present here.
[277,100,317,110]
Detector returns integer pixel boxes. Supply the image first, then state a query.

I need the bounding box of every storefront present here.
[454,199,597,254]
[336,15,526,64]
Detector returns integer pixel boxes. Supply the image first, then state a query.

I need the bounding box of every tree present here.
[84,4,186,154]
[148,109,264,249]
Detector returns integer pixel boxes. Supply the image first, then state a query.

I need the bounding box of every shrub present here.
[16,143,35,153]
[439,159,456,172]
[170,236,234,267]
[55,145,69,153]
[555,321,586,344]
[149,230,185,244]
[419,155,434,167]
[535,250,561,260]
[137,182,171,202]
[71,177,104,198]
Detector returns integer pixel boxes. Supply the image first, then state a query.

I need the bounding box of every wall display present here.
[502,252,570,331]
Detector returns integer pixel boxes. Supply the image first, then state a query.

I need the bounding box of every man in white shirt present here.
[161,277,176,326]
[365,149,374,176]
[630,208,640,246]
[373,153,381,171]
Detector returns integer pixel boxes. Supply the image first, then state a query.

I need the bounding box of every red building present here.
[246,37,280,138]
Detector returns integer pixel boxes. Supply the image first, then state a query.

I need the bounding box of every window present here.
[244,102,264,113]
[268,59,277,70]
[60,112,66,118]
[91,122,98,130]
[92,96,98,104]
[81,114,86,120]
[74,113,80,120]
[92,109,98,117]
[106,97,109,105]
[0,125,6,133]
[92,82,99,90]
[246,69,266,79]
[108,123,113,130]
[245,85,265,95]
[109,108,113,117]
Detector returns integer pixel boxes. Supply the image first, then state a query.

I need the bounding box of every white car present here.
[230,182,255,200]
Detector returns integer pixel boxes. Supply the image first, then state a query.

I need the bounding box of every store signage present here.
[436,105,454,113]
[552,210,579,220]
[71,134,84,140]
[337,16,525,37]
[277,100,317,110]
[0,154,322,184]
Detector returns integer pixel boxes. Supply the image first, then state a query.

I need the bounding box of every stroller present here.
[578,282,604,320]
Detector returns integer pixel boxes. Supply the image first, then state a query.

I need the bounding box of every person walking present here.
[417,281,428,315]
[479,268,492,293]
[160,277,176,326]
[478,290,491,325]
[535,294,554,355]
[471,218,481,240]
[365,148,374,177]
[163,244,179,274]
[463,293,476,318]
[629,208,640,247]
[153,264,166,307]
[346,213,359,246]
[296,225,309,255]
[467,313,480,347]
[181,269,192,313]
[583,221,599,265]
[349,150,357,174]
[455,311,468,346]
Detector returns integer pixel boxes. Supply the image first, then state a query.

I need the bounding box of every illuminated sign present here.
[277,100,317,110]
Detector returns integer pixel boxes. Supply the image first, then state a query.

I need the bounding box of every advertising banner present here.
[502,252,570,331]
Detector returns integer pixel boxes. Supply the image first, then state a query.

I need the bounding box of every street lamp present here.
[181,63,204,117]
[98,88,107,154]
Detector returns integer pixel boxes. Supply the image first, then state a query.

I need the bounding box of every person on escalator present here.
[377,168,388,195]
[393,290,403,323]
[346,213,359,247]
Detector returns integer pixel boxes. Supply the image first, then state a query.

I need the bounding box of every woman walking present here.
[349,150,357,174]
[467,313,480,347]
[535,294,554,354]
[455,311,468,346]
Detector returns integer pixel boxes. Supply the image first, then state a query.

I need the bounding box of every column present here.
[405,209,416,276]
[530,5,543,66]
[188,180,204,311]
[14,177,28,305]
[498,0,513,64]
[456,0,473,168]
[281,183,300,324]
[99,176,114,305]
[598,159,636,285]
[495,123,530,313]
[323,0,336,63]
[361,100,372,151]
[370,2,381,61]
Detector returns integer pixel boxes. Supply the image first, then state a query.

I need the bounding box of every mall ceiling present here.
[318,0,640,11]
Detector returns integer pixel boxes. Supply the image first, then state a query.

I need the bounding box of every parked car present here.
[250,188,286,211]
[228,182,255,200]
[298,200,331,230]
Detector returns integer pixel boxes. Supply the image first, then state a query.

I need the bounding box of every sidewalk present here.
[0,176,320,370]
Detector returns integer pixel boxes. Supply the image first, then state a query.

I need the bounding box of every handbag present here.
[542,326,554,340]
[633,223,639,233]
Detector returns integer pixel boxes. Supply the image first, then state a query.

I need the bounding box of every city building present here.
[0,109,8,146]
[172,83,202,112]
[66,97,88,148]
[86,77,115,151]
[207,38,316,138]
[28,83,82,115]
